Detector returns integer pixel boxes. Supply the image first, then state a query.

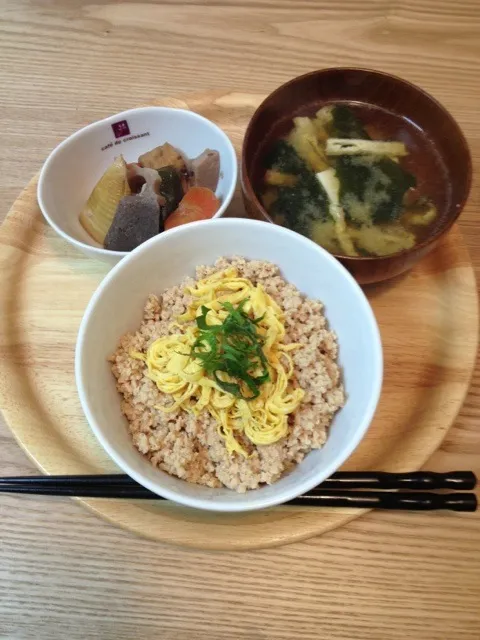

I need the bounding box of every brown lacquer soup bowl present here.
[241,68,471,284]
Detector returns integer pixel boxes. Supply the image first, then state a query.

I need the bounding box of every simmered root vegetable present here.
[79,142,222,250]
[165,186,220,230]
[260,104,437,257]
[138,142,187,173]
[79,155,131,244]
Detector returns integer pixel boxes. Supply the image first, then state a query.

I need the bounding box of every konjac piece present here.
[104,184,160,251]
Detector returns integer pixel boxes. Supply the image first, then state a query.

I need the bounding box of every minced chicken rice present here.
[110,257,345,492]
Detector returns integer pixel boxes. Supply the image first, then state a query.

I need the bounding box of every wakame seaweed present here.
[264,139,307,175]
[264,140,328,234]
[331,105,369,140]
[330,106,416,223]
[335,155,416,224]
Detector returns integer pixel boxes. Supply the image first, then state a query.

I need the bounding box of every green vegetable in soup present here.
[263,139,328,236]
[271,173,328,235]
[329,106,416,225]
[331,105,369,140]
[335,155,416,224]
[264,140,307,175]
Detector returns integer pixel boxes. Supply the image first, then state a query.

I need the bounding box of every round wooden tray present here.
[0,92,478,550]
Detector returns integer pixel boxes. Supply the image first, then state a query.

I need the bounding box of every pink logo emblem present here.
[112,120,130,138]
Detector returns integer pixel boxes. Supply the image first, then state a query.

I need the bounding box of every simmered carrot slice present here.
[165,187,220,230]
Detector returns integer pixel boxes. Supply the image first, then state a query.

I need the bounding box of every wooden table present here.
[1,1,479,638]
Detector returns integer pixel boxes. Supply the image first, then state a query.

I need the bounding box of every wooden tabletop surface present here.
[1,1,480,638]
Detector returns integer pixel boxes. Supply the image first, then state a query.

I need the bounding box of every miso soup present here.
[259,103,446,257]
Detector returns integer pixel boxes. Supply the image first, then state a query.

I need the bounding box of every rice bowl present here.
[75,218,383,512]
[110,257,345,492]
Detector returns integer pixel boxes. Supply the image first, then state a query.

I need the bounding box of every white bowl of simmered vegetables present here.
[242,68,472,283]
[38,107,238,264]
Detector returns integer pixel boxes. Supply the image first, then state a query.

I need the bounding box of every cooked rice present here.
[110,257,345,492]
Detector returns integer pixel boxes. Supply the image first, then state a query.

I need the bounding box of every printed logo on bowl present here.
[112,120,130,138]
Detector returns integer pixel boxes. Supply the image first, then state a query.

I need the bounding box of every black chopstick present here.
[0,484,476,511]
[0,471,476,511]
[0,470,476,490]
[293,491,477,511]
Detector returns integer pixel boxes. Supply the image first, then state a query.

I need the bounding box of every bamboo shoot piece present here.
[79,155,131,244]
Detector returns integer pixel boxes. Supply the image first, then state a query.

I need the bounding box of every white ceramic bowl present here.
[38,107,238,265]
[76,219,383,512]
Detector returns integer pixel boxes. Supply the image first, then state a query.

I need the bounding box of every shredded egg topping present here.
[132,267,305,457]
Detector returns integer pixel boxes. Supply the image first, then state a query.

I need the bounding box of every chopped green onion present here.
[191,299,270,400]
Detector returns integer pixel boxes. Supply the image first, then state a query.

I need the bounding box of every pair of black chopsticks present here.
[0,471,477,511]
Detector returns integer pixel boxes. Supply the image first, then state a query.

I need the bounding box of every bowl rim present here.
[241,66,473,262]
[37,105,239,259]
[75,217,383,512]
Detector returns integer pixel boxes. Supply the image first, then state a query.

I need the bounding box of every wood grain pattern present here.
[1,1,480,638]
[0,91,478,551]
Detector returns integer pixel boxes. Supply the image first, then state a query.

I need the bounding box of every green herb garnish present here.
[191,299,270,400]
